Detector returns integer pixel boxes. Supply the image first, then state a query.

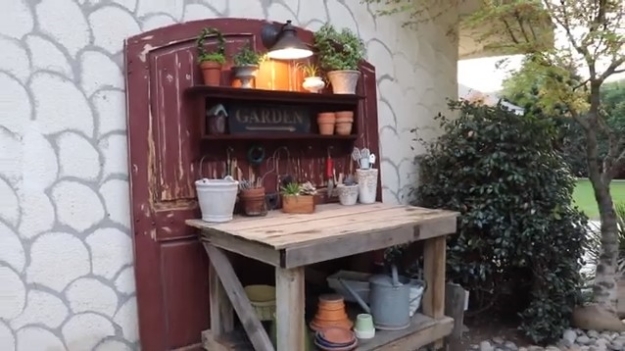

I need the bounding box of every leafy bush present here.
[415,100,588,344]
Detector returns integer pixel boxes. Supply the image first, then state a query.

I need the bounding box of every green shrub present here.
[415,100,588,344]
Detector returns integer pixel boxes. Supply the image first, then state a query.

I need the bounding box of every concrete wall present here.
[0,0,457,350]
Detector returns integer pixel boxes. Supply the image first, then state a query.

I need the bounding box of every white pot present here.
[302,76,325,93]
[234,65,259,88]
[337,184,359,206]
[327,70,361,94]
[195,177,239,223]
[356,168,378,204]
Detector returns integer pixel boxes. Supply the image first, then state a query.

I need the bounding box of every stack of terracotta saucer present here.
[310,294,353,331]
[314,326,358,351]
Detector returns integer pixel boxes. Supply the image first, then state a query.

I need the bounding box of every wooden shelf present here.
[201,134,358,141]
[186,85,363,106]
[208,313,454,350]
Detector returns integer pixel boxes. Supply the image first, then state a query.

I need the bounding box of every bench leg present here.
[423,236,447,350]
[275,266,305,351]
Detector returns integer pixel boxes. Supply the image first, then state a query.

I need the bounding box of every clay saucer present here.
[319,327,356,345]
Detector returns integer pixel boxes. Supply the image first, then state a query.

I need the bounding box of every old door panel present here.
[161,239,210,348]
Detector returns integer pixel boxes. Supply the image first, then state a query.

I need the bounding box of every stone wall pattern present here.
[0,0,457,350]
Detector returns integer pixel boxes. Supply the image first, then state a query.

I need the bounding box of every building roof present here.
[458,84,524,115]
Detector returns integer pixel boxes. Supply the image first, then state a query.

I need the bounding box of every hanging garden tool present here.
[326,147,335,197]
[246,144,265,187]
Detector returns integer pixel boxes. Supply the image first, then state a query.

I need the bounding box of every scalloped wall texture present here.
[0,0,457,350]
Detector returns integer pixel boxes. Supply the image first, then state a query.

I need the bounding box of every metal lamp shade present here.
[262,20,313,60]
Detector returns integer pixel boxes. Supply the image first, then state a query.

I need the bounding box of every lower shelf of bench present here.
[204,313,453,351]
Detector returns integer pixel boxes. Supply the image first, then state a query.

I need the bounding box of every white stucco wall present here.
[0,1,457,350]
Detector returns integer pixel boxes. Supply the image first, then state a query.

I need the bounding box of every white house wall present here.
[0,0,457,350]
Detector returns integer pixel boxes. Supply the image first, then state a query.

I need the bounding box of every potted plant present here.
[298,63,325,93]
[280,181,317,214]
[314,24,365,94]
[336,175,359,206]
[239,179,267,217]
[196,28,226,86]
[233,44,262,89]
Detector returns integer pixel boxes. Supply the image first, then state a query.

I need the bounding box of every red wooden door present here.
[125,18,380,351]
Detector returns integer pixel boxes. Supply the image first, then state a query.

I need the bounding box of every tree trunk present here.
[587,87,620,313]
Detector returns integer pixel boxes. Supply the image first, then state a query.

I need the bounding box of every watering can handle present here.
[391,264,399,287]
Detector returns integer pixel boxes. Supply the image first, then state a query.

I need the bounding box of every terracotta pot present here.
[310,294,353,332]
[335,111,354,136]
[200,61,222,86]
[240,187,267,216]
[327,70,361,94]
[317,112,336,135]
[335,111,354,121]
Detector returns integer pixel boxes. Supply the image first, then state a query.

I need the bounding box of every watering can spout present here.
[338,278,370,314]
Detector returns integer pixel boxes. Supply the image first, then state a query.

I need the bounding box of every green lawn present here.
[573,179,625,218]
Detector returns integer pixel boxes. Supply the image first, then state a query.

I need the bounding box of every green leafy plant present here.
[196,27,226,64]
[280,182,301,196]
[233,44,262,67]
[297,63,320,77]
[313,23,365,71]
[414,100,587,344]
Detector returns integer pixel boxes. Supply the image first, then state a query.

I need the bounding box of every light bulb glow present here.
[267,48,313,60]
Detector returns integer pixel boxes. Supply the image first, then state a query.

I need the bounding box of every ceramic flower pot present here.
[356,168,378,204]
[240,187,267,216]
[327,70,361,94]
[337,184,358,206]
[233,64,259,88]
[303,76,325,93]
[195,176,239,222]
[335,111,354,136]
[317,112,336,135]
[200,61,222,86]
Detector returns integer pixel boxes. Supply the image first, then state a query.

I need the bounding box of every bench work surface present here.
[186,202,458,269]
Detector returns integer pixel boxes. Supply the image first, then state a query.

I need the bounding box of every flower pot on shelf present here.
[281,195,315,214]
[317,112,336,135]
[303,76,325,93]
[240,187,267,216]
[200,61,222,86]
[233,64,259,88]
[356,168,378,204]
[327,70,361,94]
[337,184,359,206]
[335,111,354,136]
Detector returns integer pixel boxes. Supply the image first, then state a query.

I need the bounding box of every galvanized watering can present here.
[339,265,417,330]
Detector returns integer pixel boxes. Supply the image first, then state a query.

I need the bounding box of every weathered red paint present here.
[125,18,380,351]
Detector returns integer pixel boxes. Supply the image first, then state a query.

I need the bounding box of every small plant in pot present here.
[280,181,317,214]
[314,23,365,94]
[298,63,325,93]
[239,179,267,217]
[196,28,226,86]
[336,174,359,206]
[352,147,378,204]
[232,44,262,89]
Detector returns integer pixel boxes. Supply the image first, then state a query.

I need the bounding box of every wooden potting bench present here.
[186,202,459,351]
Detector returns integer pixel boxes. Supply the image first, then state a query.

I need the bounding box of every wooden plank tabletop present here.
[186,202,458,250]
